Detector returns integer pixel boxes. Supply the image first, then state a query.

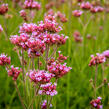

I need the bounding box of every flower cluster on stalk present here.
[90,97,103,109]
[41,100,52,109]
[28,70,54,84]
[89,53,106,67]
[0,54,11,66]
[24,0,41,10]
[0,25,3,33]
[7,65,22,81]
[0,4,8,15]
[39,82,57,96]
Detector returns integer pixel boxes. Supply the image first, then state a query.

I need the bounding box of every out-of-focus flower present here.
[0,25,3,33]
[7,65,21,80]
[102,50,109,58]
[24,0,41,10]
[0,54,11,66]
[89,53,106,67]
[90,7,98,13]
[39,82,57,96]
[0,4,8,15]
[4,13,13,19]
[57,11,68,23]
[80,2,92,10]
[20,10,27,17]
[72,10,83,17]
[90,97,103,109]
[45,2,55,10]
[19,10,28,21]
[77,0,84,2]
[96,6,104,12]
[41,100,52,109]
[73,31,82,43]
[28,70,54,84]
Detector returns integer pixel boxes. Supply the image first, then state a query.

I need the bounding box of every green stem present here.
[14,81,26,109]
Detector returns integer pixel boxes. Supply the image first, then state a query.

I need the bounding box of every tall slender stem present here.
[28,84,40,109]
[94,65,98,98]
[45,44,49,71]
[31,56,35,70]
[22,49,25,82]
[3,16,8,40]
[38,57,40,69]
[14,81,26,109]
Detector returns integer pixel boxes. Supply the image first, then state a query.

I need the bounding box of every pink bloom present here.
[48,62,72,78]
[43,15,62,33]
[24,0,41,10]
[89,53,106,67]
[72,10,83,17]
[0,25,3,33]
[27,37,45,57]
[80,2,92,10]
[96,6,104,12]
[57,51,68,63]
[10,33,29,50]
[73,30,82,43]
[41,100,52,109]
[7,65,21,80]
[39,82,57,96]
[90,7,98,13]
[0,54,11,66]
[19,23,37,33]
[28,70,54,84]
[0,4,8,15]
[102,50,109,58]
[90,97,102,109]
[19,10,27,17]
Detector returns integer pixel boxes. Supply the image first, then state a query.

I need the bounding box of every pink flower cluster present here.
[27,38,45,57]
[0,25,3,33]
[90,97,103,109]
[0,54,11,66]
[24,0,41,10]
[45,2,54,10]
[90,6,104,13]
[102,50,109,58]
[79,2,104,13]
[28,70,54,84]
[43,15,62,33]
[19,10,27,21]
[0,4,8,15]
[19,23,37,33]
[41,100,52,109]
[57,11,68,23]
[72,10,83,17]
[73,30,82,43]
[43,33,68,45]
[57,51,68,63]
[39,82,57,96]
[48,62,72,78]
[8,65,22,80]
[89,53,106,67]
[10,15,68,57]
[10,33,29,50]
[80,2,92,10]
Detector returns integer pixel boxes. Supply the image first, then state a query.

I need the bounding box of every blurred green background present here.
[0,0,109,109]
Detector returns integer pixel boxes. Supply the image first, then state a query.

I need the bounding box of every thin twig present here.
[14,81,26,109]
[28,84,41,109]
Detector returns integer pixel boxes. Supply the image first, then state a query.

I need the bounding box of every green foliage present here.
[0,0,109,109]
